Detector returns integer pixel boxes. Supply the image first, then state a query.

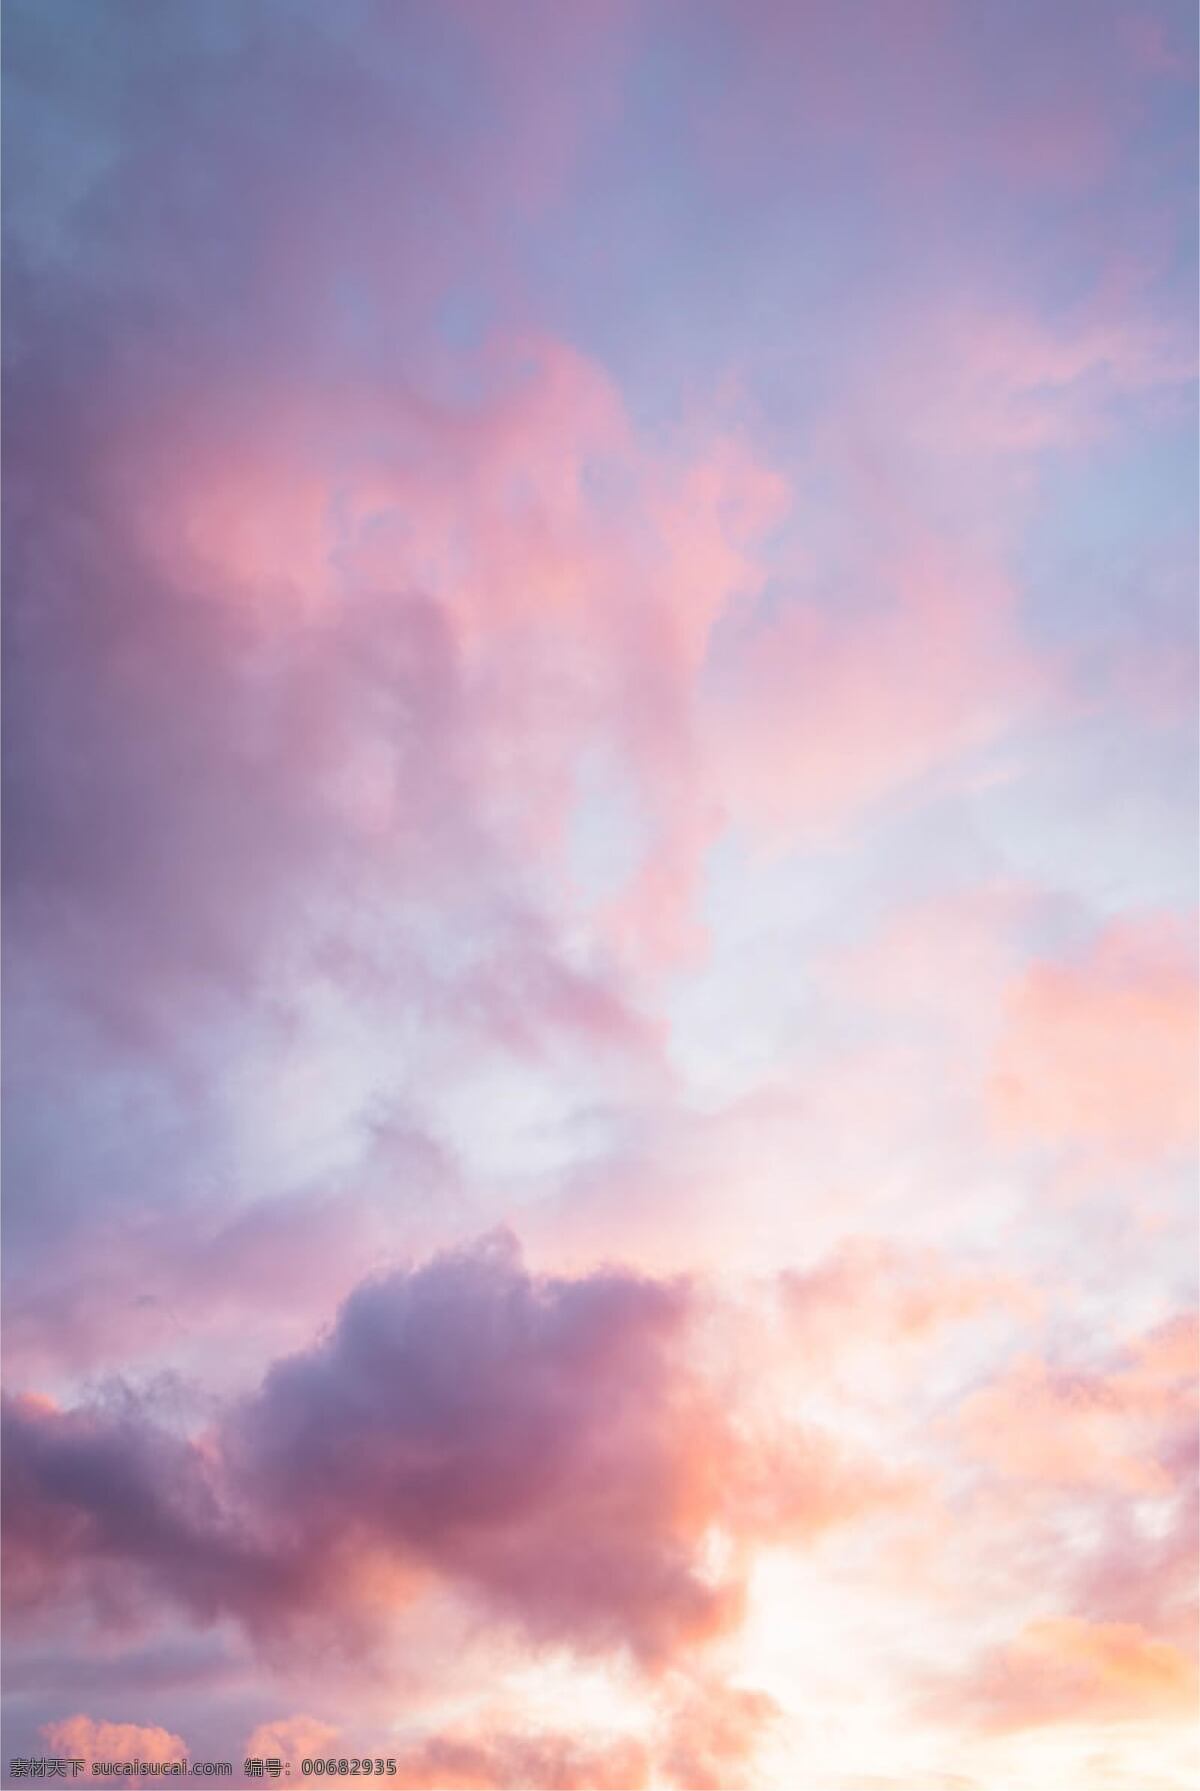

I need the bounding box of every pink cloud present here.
[383,1672,778,1791]
[387,1728,650,1789]
[990,915,1199,1157]
[959,1357,1167,1494]
[940,1616,1198,1731]
[823,885,1033,1025]
[653,1674,780,1791]
[701,0,1182,216]
[244,1716,339,1764]
[86,329,788,979]
[40,1715,190,1774]
[707,529,1042,838]
[956,1311,1197,1495]
[782,1237,1037,1367]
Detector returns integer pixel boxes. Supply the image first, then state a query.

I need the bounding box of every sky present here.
[1,2,1197,1787]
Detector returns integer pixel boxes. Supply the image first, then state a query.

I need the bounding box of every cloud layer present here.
[3,2,1195,1787]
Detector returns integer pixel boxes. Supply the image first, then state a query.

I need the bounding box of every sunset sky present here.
[2,3,1197,1787]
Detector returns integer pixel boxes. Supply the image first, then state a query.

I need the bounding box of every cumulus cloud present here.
[40,1715,189,1773]
[386,1727,650,1789]
[4,1235,904,1671]
[244,1716,339,1764]
[355,1672,777,1789]
[654,1674,781,1791]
